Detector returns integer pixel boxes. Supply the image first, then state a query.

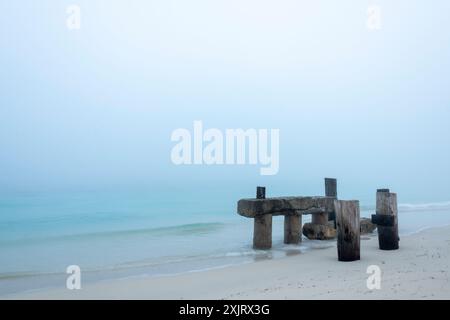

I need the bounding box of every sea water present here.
[1,186,450,296]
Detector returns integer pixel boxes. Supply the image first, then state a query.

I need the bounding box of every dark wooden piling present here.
[256,186,266,199]
[335,200,360,261]
[325,178,337,227]
[325,178,337,197]
[284,211,301,244]
[371,214,394,226]
[253,186,272,249]
[375,189,399,250]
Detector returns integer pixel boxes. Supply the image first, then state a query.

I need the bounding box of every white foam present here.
[399,201,450,212]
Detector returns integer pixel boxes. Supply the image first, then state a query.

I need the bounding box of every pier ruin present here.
[236,178,399,261]
[237,178,338,249]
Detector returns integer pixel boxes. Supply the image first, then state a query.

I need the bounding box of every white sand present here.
[4,225,450,300]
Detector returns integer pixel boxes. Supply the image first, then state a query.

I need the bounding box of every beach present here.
[2,0,450,305]
[5,225,450,300]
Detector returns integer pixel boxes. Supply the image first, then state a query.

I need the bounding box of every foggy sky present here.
[1,0,450,202]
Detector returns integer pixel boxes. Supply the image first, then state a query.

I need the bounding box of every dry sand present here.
[4,225,450,300]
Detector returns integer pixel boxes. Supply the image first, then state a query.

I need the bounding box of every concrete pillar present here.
[253,214,272,249]
[253,186,272,249]
[284,212,302,244]
[312,212,328,225]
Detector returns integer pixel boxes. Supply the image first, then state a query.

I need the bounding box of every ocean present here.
[1,187,450,296]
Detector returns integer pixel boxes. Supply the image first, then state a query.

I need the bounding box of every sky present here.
[1,1,450,203]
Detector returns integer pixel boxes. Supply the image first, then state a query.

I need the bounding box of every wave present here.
[361,201,450,213]
[0,222,228,246]
[0,248,260,281]
[0,270,61,280]
[398,201,450,212]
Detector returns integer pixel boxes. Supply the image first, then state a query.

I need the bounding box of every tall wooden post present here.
[284,211,302,244]
[325,178,337,227]
[325,178,337,197]
[256,186,265,200]
[335,200,360,261]
[375,189,399,250]
[253,187,272,249]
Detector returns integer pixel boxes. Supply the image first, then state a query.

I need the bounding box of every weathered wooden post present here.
[256,186,265,200]
[311,178,336,225]
[284,211,301,244]
[335,200,360,261]
[325,178,337,227]
[253,186,272,249]
[372,189,399,250]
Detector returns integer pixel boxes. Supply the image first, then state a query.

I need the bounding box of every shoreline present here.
[3,224,450,300]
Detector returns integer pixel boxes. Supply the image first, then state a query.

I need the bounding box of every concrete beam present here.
[237,196,335,218]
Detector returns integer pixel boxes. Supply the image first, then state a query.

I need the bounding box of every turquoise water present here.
[1,187,450,296]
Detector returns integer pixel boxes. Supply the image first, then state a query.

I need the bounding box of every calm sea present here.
[1,186,450,296]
